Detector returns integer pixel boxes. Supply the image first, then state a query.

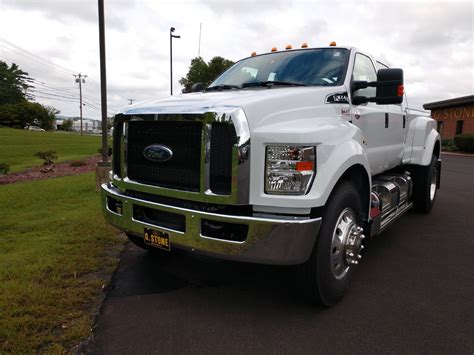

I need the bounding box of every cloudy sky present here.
[0,0,472,119]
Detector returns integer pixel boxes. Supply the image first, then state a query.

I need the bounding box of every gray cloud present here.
[3,0,133,31]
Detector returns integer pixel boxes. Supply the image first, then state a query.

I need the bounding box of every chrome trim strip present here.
[103,183,320,225]
[199,233,246,245]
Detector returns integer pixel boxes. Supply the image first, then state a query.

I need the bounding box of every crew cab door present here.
[350,52,389,175]
[376,61,406,164]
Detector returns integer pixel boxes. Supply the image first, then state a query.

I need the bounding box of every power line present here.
[0,38,77,75]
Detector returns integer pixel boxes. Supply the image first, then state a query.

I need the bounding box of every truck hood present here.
[120,86,348,130]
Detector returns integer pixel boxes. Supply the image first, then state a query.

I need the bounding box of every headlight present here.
[265,145,316,195]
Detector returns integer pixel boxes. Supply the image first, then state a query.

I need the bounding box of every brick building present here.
[423,95,474,139]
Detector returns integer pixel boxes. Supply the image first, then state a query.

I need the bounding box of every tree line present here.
[0,61,60,130]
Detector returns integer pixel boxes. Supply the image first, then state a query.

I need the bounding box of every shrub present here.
[34,150,58,165]
[0,162,9,175]
[69,160,87,167]
[453,133,474,153]
[441,139,451,147]
[441,139,457,152]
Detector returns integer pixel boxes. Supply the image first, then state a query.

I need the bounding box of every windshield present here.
[209,48,349,88]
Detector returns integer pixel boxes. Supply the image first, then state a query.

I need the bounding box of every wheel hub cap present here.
[330,208,366,279]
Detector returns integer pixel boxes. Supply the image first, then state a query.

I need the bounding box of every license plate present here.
[144,228,170,251]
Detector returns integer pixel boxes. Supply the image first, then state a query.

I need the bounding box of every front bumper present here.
[101,183,322,265]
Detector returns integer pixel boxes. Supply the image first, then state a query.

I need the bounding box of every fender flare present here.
[316,139,372,216]
[408,116,441,166]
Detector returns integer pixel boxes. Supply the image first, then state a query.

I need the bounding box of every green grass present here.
[0,127,101,173]
[0,173,124,353]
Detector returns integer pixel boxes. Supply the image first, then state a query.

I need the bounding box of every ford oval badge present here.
[143,144,173,163]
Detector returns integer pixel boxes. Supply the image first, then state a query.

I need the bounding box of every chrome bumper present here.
[101,183,322,265]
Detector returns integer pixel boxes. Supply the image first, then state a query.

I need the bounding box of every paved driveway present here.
[88,154,474,354]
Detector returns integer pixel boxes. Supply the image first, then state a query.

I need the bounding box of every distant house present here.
[423,95,474,139]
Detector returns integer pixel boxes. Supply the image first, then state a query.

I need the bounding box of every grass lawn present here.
[0,173,124,353]
[0,127,102,173]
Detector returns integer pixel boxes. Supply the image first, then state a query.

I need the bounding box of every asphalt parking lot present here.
[88,154,474,354]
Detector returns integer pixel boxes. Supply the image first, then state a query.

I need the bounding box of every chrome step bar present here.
[370,172,413,237]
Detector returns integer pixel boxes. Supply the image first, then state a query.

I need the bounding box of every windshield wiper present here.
[205,84,241,92]
[241,81,308,88]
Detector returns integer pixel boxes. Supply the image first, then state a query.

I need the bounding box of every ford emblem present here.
[143,144,173,163]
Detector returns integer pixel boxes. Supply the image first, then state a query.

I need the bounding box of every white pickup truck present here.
[102,45,441,306]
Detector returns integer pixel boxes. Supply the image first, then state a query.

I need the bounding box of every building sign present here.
[433,105,474,120]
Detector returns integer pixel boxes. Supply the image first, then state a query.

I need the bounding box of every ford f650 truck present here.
[102,45,441,306]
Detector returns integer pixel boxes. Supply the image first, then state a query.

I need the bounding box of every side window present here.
[352,53,377,98]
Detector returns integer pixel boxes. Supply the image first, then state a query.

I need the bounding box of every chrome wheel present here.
[430,169,437,201]
[330,208,365,279]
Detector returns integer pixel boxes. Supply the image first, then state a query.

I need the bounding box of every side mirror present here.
[375,68,404,105]
[191,83,205,92]
[351,68,404,105]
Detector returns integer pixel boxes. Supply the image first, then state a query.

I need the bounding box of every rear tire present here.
[412,154,438,213]
[303,181,364,306]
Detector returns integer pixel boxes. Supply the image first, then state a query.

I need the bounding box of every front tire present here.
[303,181,365,306]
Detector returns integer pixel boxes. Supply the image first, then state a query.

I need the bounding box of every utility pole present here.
[98,0,108,165]
[95,0,111,191]
[74,73,87,136]
[128,98,135,105]
[170,27,180,95]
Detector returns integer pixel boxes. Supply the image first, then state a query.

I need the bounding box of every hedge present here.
[453,133,474,152]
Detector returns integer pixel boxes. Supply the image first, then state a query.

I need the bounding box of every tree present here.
[41,105,60,130]
[0,61,33,105]
[0,101,50,129]
[179,56,234,92]
[60,118,74,131]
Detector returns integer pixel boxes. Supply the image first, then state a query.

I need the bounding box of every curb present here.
[441,151,474,157]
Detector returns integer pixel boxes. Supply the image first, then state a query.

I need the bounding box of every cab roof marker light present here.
[251,51,257,57]
[329,41,337,46]
[285,44,292,50]
[271,47,278,52]
[301,42,308,48]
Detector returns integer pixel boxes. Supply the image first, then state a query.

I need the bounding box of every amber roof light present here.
[271,47,278,52]
[285,44,292,50]
[301,43,308,48]
[329,41,337,46]
[251,51,257,57]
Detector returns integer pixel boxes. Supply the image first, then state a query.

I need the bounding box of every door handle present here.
[385,113,389,128]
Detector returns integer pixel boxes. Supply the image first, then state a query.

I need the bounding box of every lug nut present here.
[357,255,362,259]
[349,252,354,257]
